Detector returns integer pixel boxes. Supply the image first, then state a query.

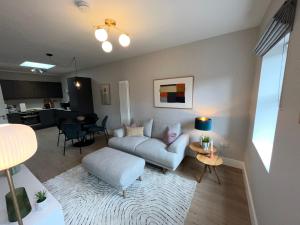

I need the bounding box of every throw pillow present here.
[126,126,144,137]
[142,119,154,137]
[163,123,181,145]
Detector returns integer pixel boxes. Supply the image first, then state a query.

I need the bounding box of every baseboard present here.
[242,163,258,225]
[222,157,258,225]
[222,157,244,169]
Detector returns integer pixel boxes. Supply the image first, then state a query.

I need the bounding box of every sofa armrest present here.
[167,133,189,154]
[113,128,125,137]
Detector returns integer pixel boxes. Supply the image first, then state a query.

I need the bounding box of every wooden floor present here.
[26,127,251,225]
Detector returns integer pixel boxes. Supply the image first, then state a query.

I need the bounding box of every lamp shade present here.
[0,124,37,170]
[195,117,212,131]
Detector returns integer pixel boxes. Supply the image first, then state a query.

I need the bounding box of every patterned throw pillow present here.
[126,127,144,137]
[163,123,181,145]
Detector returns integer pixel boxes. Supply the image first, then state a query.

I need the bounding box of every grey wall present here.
[244,0,300,225]
[0,71,62,108]
[62,28,258,161]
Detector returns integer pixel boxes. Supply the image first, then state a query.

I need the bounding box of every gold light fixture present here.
[94,18,131,53]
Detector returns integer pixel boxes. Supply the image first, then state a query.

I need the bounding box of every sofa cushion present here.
[142,119,153,137]
[126,126,144,137]
[108,136,149,154]
[135,138,179,169]
[152,120,182,140]
[163,123,181,145]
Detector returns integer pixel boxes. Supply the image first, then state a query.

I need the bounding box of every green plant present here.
[35,190,47,203]
[202,136,210,143]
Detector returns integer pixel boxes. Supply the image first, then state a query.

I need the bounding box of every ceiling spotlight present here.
[95,18,130,53]
[30,68,46,74]
[119,34,131,47]
[102,41,113,53]
[74,0,89,10]
[95,27,108,42]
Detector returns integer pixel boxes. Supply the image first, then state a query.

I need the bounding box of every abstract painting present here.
[154,76,193,108]
[100,84,111,105]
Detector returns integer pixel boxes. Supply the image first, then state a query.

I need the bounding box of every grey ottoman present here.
[82,147,145,197]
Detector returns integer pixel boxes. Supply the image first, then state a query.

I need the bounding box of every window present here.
[252,34,289,172]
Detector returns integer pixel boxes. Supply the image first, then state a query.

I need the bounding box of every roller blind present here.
[255,0,297,56]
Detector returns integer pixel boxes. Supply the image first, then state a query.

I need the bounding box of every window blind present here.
[255,0,297,56]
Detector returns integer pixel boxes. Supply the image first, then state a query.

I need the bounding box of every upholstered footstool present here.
[82,147,145,197]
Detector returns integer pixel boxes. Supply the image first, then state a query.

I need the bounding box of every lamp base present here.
[5,187,32,222]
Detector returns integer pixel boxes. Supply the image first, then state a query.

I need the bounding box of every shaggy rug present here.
[44,165,196,225]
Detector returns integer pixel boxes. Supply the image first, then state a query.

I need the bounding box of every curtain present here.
[255,0,297,56]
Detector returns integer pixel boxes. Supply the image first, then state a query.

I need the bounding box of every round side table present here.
[189,142,217,155]
[196,154,223,184]
[189,142,223,184]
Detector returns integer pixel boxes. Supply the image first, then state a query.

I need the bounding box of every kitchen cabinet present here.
[0,80,63,100]
[39,109,56,127]
[67,77,94,114]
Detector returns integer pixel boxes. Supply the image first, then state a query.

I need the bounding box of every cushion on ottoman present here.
[82,147,145,190]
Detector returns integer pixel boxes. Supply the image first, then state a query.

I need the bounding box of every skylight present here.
[20,61,55,69]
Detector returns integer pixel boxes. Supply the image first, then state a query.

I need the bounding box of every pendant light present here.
[94,19,131,53]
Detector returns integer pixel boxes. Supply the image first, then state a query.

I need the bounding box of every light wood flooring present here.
[25,127,251,225]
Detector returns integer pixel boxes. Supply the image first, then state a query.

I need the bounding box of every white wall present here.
[244,0,300,225]
[62,28,258,161]
[0,71,62,109]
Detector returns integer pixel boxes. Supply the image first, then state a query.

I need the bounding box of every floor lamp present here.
[0,124,37,225]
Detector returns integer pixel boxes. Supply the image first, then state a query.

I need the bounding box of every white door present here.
[0,85,8,124]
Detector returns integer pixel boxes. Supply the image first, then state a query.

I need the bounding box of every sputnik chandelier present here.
[95,18,131,53]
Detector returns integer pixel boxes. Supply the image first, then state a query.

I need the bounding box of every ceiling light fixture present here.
[20,61,55,69]
[94,18,131,53]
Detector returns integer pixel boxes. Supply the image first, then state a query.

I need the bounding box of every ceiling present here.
[0,0,271,75]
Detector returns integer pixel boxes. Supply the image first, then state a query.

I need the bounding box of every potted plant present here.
[35,190,47,210]
[201,136,210,151]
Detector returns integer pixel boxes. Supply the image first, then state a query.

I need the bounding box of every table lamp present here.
[195,117,213,151]
[195,117,212,131]
[0,124,37,225]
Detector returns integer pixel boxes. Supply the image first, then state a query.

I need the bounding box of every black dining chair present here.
[56,118,66,146]
[88,115,109,143]
[82,113,99,130]
[61,123,87,156]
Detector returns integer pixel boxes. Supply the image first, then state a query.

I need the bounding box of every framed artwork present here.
[154,76,194,108]
[100,84,111,105]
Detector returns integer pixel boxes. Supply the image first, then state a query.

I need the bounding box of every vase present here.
[202,142,209,151]
[35,198,47,211]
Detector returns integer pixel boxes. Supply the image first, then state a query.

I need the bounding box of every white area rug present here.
[44,165,196,225]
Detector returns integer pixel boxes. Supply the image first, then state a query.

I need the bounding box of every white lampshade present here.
[0,124,37,170]
[95,28,108,42]
[102,41,113,53]
[118,34,130,47]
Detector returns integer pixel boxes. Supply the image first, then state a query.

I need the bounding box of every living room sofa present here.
[108,119,189,171]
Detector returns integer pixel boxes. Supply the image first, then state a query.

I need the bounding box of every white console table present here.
[0,165,65,225]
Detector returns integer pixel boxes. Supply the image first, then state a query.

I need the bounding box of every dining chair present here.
[61,122,87,155]
[88,115,109,143]
[56,118,66,146]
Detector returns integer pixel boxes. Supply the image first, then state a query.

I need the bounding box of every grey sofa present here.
[108,120,189,171]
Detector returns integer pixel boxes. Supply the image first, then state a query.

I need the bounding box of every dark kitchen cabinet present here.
[47,82,63,98]
[39,109,56,127]
[0,80,18,100]
[7,113,22,124]
[0,80,62,99]
[67,77,94,114]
